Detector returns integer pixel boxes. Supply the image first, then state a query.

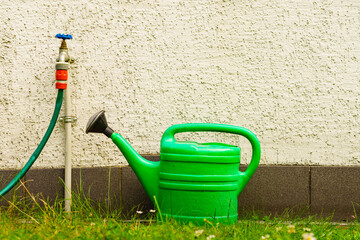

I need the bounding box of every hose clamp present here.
[59,116,77,124]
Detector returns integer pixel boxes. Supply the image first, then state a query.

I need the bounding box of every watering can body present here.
[158,124,260,223]
[86,112,261,224]
[159,140,242,223]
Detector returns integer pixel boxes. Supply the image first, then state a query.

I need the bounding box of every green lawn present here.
[0,192,359,240]
[1,214,359,240]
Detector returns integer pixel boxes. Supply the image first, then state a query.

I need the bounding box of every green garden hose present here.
[0,89,63,197]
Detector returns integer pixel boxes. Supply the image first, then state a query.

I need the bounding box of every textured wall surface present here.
[0,0,359,169]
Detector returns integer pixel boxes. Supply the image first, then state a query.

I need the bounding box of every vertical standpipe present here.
[64,77,72,213]
[55,34,74,213]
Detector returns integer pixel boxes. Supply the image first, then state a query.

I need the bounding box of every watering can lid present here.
[161,141,240,156]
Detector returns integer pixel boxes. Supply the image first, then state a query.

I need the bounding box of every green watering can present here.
[86,110,261,224]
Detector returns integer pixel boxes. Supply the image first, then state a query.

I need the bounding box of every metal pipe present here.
[64,85,72,213]
[55,34,74,214]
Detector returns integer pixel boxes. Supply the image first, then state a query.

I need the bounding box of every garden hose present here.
[0,89,64,197]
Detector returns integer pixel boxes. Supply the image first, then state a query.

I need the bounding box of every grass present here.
[0,185,360,239]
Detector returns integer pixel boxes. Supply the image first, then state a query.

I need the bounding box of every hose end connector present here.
[55,70,68,89]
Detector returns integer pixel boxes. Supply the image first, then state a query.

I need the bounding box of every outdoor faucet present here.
[55,34,74,89]
[55,34,73,71]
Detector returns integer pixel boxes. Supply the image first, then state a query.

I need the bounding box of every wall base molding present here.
[1,155,359,221]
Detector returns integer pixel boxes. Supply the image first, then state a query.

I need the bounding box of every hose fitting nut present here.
[56,62,69,70]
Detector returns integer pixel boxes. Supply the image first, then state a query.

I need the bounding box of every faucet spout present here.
[58,50,69,63]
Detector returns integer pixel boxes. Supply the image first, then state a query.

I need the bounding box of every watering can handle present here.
[161,123,261,194]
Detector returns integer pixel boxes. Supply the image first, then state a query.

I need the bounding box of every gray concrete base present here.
[238,165,310,218]
[1,155,360,221]
[0,170,25,206]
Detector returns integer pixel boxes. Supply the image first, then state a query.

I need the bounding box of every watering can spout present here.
[86,111,160,203]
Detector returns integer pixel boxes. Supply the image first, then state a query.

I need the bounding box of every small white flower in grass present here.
[260,234,270,239]
[303,227,311,232]
[194,229,204,237]
[275,227,282,232]
[302,232,317,240]
[136,210,143,214]
[206,235,215,240]
[90,222,95,226]
[149,209,156,213]
[287,225,296,234]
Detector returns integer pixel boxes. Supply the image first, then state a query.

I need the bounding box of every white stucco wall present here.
[0,0,359,169]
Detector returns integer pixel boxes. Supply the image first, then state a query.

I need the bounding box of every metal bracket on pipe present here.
[56,57,75,63]
[59,116,77,124]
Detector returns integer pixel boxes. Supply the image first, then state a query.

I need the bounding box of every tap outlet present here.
[55,34,73,89]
